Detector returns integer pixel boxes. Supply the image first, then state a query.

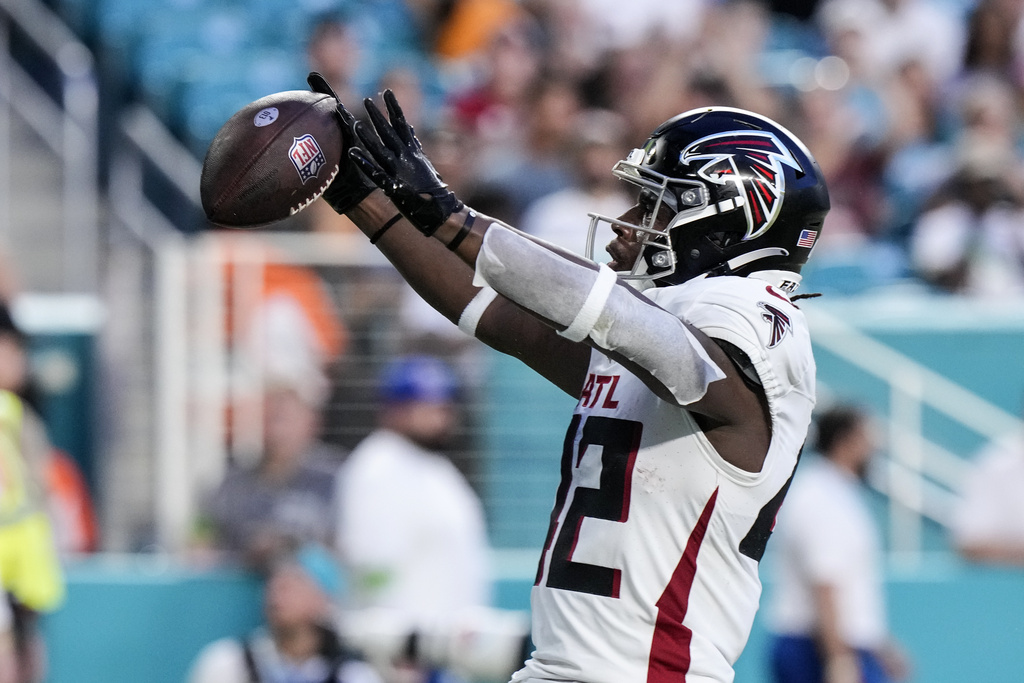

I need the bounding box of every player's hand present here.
[306,72,377,215]
[348,89,463,237]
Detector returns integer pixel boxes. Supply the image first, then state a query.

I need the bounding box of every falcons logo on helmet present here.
[758,302,792,348]
[680,131,803,240]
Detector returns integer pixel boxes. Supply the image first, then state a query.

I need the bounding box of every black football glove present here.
[306,72,377,215]
[348,89,463,237]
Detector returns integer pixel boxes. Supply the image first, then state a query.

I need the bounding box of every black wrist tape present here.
[369,214,403,244]
[446,210,476,251]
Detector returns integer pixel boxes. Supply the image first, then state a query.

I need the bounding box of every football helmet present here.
[587,106,830,289]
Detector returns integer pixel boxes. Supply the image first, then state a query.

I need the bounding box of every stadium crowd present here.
[284,0,1024,298]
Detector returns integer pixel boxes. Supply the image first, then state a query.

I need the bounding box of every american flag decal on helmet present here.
[797,229,817,249]
[681,131,803,240]
[758,302,792,348]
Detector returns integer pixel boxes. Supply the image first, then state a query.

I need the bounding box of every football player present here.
[307,71,829,683]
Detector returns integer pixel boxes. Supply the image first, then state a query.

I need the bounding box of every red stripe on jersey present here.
[647,488,719,683]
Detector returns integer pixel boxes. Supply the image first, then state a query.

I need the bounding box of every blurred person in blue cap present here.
[187,544,382,683]
[334,354,491,632]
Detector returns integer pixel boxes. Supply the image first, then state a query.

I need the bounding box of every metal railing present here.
[807,306,1024,566]
[0,0,99,293]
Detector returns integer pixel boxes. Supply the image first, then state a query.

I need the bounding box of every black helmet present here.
[587,107,830,289]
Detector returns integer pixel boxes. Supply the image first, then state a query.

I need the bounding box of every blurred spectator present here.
[519,108,632,254]
[0,307,71,682]
[947,71,1024,164]
[221,241,349,455]
[236,257,347,388]
[960,0,1024,89]
[44,448,99,556]
[334,355,490,622]
[795,86,890,248]
[790,0,897,250]
[306,12,362,109]
[597,34,695,142]
[549,0,709,78]
[950,425,1024,566]
[187,545,382,683]
[0,304,97,556]
[432,0,526,67]
[767,404,910,683]
[449,15,546,183]
[908,137,1024,296]
[199,381,347,571]
[471,74,582,224]
[697,1,785,123]
[815,0,964,87]
[880,59,957,242]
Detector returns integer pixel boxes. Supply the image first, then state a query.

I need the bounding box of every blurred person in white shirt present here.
[334,355,490,621]
[520,109,633,255]
[767,404,910,683]
[952,424,1024,566]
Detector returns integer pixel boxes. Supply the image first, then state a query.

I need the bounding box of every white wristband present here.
[558,264,617,342]
[458,287,499,337]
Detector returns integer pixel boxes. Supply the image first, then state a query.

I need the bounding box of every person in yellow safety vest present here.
[0,388,64,683]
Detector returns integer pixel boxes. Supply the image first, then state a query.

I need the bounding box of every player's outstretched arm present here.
[348,91,724,393]
[348,90,773,470]
[344,190,590,396]
[309,76,590,396]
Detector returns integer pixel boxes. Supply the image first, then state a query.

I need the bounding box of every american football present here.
[200,89,341,228]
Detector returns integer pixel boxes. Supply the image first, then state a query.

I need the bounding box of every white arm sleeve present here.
[472,224,725,404]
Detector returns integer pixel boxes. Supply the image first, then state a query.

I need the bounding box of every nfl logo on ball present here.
[289,134,326,183]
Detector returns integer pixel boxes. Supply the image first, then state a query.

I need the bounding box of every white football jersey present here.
[515,274,816,683]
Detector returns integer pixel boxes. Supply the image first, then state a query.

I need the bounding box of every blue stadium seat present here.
[132,5,259,119]
[175,49,309,154]
[94,0,196,48]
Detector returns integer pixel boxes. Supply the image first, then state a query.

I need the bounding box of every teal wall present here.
[739,561,1024,683]
[41,557,1024,683]
[29,332,98,492]
[481,352,576,549]
[41,557,263,683]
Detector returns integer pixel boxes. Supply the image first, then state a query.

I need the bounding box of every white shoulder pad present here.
[647,276,816,411]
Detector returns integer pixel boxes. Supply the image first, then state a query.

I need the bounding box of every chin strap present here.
[692,252,801,292]
[723,247,790,274]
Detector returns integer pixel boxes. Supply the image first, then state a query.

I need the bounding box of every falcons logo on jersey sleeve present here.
[758,301,792,348]
[681,131,803,240]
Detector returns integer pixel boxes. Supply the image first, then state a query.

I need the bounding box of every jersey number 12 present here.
[535,414,643,598]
